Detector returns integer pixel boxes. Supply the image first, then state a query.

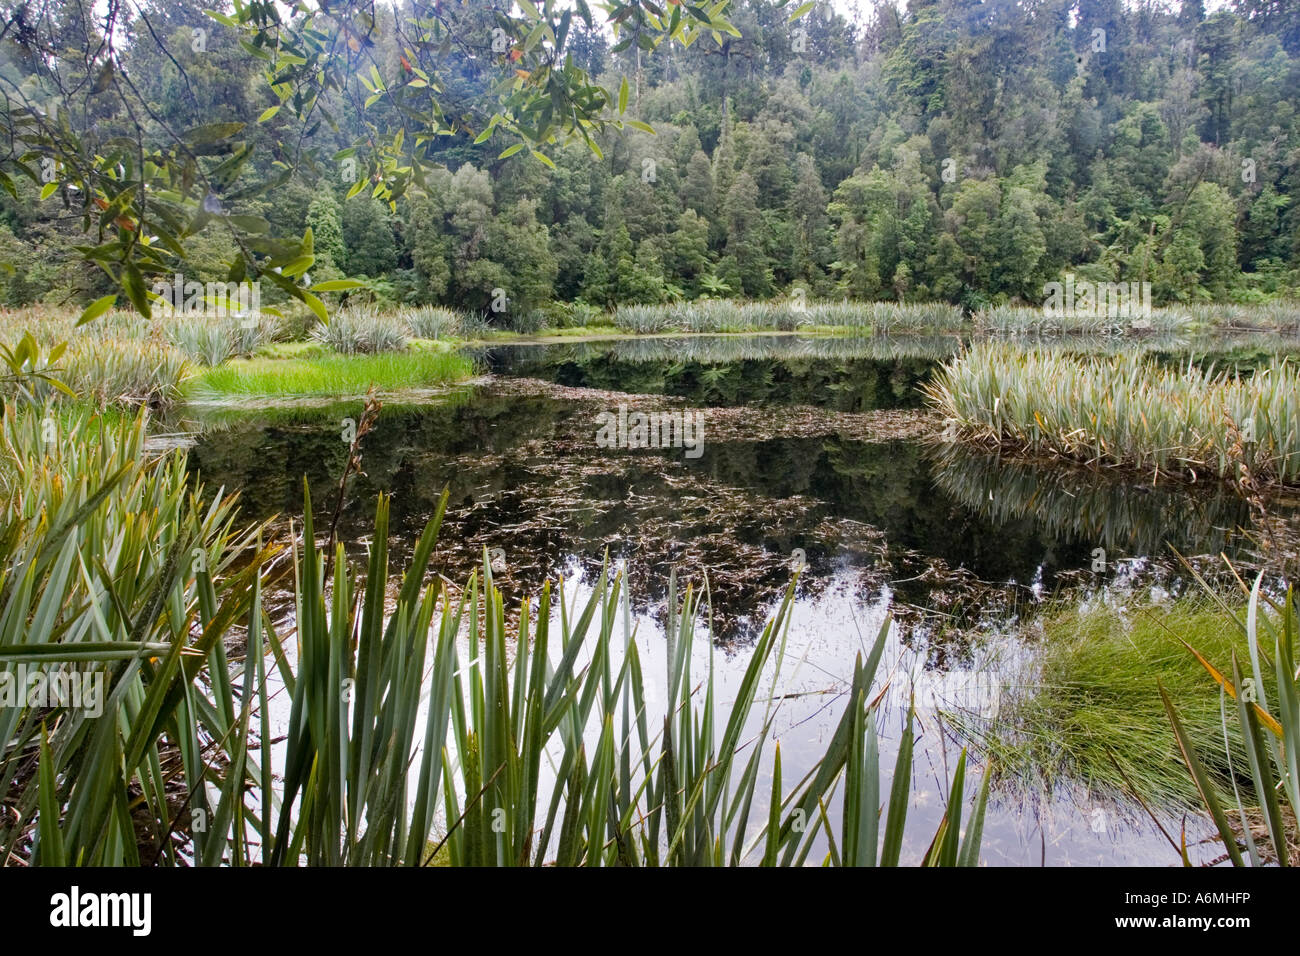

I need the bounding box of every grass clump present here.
[612,300,966,334]
[310,305,408,353]
[925,343,1300,484]
[972,599,1273,808]
[613,300,804,333]
[1185,301,1300,332]
[973,304,1192,335]
[400,305,463,339]
[0,404,259,865]
[0,307,191,407]
[853,301,964,332]
[61,338,190,407]
[167,315,276,366]
[186,350,475,399]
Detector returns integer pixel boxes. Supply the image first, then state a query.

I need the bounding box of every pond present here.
[181,333,1300,865]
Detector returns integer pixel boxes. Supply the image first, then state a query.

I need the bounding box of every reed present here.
[924,343,1300,484]
[611,300,965,334]
[0,404,265,865]
[1184,301,1300,333]
[0,308,195,407]
[310,305,408,354]
[400,305,464,340]
[1164,569,1298,865]
[973,304,1192,335]
[264,488,987,866]
[167,316,276,365]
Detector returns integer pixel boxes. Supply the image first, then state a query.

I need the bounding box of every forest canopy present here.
[2,0,1299,324]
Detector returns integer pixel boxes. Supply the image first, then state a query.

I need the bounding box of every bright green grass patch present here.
[965,599,1274,807]
[185,350,476,399]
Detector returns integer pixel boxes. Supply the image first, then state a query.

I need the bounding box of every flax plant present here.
[257,486,990,866]
[612,301,965,335]
[0,405,270,865]
[4,428,990,865]
[925,344,1300,484]
[1164,568,1298,866]
[310,305,408,354]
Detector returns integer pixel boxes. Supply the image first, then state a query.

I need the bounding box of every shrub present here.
[309,306,408,353]
[458,310,493,338]
[400,305,463,339]
[508,309,547,334]
[532,301,605,328]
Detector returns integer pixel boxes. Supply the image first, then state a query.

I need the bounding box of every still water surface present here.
[183,334,1298,864]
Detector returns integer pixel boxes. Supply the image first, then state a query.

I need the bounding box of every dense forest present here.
[3,0,1300,321]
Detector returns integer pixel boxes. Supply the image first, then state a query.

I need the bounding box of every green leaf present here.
[37,729,66,866]
[1160,682,1244,866]
[279,254,314,278]
[301,290,328,323]
[123,262,150,317]
[957,766,991,867]
[308,279,367,292]
[76,294,117,327]
[183,122,246,145]
[39,182,57,200]
[205,9,237,28]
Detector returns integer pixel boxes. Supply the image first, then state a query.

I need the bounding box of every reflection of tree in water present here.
[481,330,1300,385]
[479,334,962,369]
[487,341,939,412]
[927,442,1260,561]
[188,380,1266,644]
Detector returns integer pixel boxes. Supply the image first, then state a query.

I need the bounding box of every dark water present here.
[478,337,937,410]
[180,334,1295,864]
[186,336,1272,638]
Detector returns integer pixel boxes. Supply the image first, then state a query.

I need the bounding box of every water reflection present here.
[484,339,939,410]
[928,442,1256,559]
[186,378,1276,642]
[178,333,1299,865]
